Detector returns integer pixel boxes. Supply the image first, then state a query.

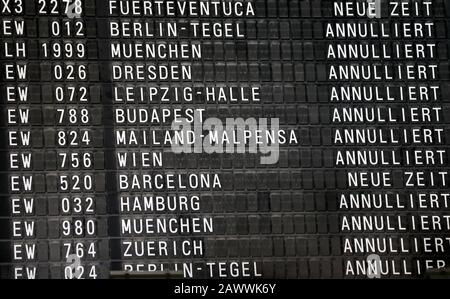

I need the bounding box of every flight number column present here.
[37,0,108,279]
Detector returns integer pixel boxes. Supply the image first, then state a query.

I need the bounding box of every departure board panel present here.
[1,0,450,280]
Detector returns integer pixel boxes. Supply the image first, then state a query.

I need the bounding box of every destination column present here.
[101,0,269,278]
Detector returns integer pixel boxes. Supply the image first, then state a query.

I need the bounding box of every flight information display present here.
[1,0,450,280]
